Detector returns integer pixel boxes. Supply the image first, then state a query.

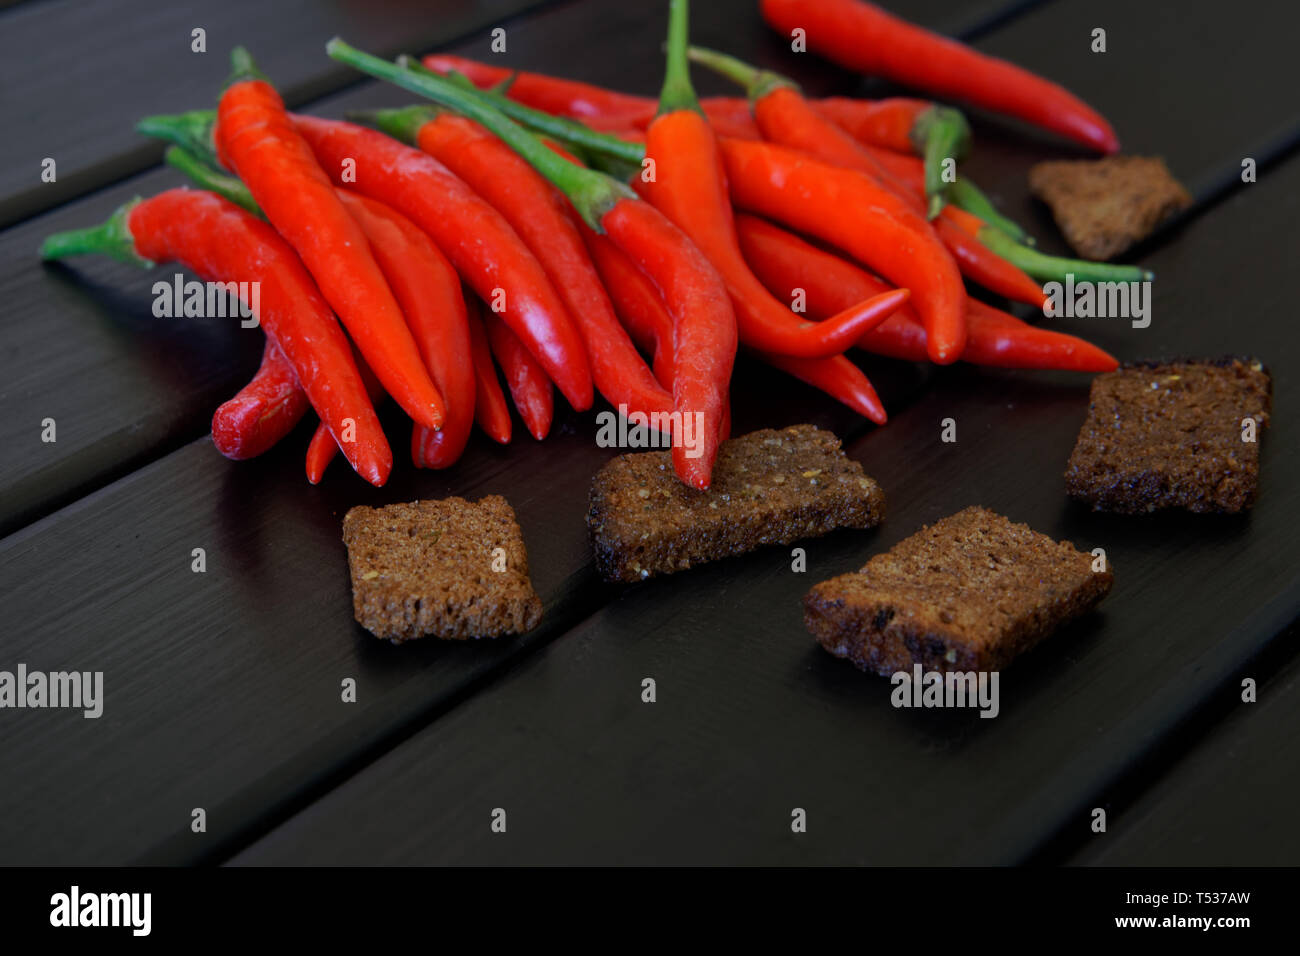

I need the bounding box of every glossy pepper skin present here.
[305,347,386,484]
[638,113,911,359]
[41,188,392,485]
[214,49,446,430]
[720,138,967,363]
[419,53,761,139]
[779,135,1045,277]
[484,309,554,441]
[335,191,476,472]
[291,114,594,413]
[645,1,911,363]
[748,88,1044,303]
[581,225,677,392]
[212,338,311,460]
[812,96,937,154]
[143,140,480,474]
[367,106,671,420]
[734,213,1118,373]
[759,0,1119,154]
[601,197,736,488]
[327,35,733,488]
[465,297,514,445]
[586,217,881,424]
[682,53,1039,306]
[419,51,982,162]
[685,46,968,214]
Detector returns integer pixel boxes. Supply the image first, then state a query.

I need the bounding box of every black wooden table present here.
[2,0,1298,866]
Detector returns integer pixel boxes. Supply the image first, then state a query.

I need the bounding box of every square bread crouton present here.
[588,424,885,583]
[342,496,542,642]
[804,506,1112,675]
[1028,156,1192,260]
[1065,357,1271,514]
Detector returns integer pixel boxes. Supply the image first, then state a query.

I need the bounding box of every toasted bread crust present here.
[805,507,1112,675]
[343,495,542,642]
[588,425,885,583]
[1029,156,1192,260]
[1065,357,1271,514]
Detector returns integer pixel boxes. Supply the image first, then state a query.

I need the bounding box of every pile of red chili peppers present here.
[41,0,1136,491]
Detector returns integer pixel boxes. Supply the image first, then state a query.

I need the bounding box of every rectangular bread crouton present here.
[804,506,1112,675]
[342,496,542,642]
[1028,155,1192,260]
[1065,357,1271,514]
[588,424,884,583]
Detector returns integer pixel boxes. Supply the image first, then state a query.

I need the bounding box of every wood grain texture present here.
[231,124,1300,865]
[0,0,558,228]
[1071,640,1300,866]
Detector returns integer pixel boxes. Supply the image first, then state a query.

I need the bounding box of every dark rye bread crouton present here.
[342,496,542,642]
[588,424,884,583]
[805,507,1112,675]
[1065,357,1271,514]
[1029,156,1192,260]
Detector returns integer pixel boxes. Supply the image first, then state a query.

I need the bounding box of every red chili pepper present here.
[213,48,446,430]
[419,53,762,138]
[336,191,476,471]
[812,97,939,154]
[931,211,1046,307]
[636,17,913,360]
[421,54,654,123]
[684,48,1041,306]
[358,105,672,421]
[719,137,966,362]
[770,100,1044,305]
[938,202,1151,285]
[412,61,909,359]
[466,297,513,445]
[291,114,594,412]
[581,224,676,392]
[734,212,1118,372]
[637,117,910,358]
[306,347,387,483]
[688,46,969,213]
[759,0,1120,154]
[603,198,735,487]
[41,188,392,484]
[816,127,1036,249]
[584,179,885,425]
[145,137,480,473]
[329,35,735,487]
[754,351,888,423]
[484,308,553,441]
[211,338,311,460]
[858,145,926,193]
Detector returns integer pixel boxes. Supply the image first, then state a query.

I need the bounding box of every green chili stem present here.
[950,177,1033,245]
[327,39,633,229]
[40,198,151,266]
[978,226,1153,283]
[914,105,971,219]
[164,146,261,215]
[487,73,517,95]
[404,59,645,165]
[686,45,793,103]
[137,110,220,166]
[657,0,701,116]
[226,45,268,88]
[347,105,442,145]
